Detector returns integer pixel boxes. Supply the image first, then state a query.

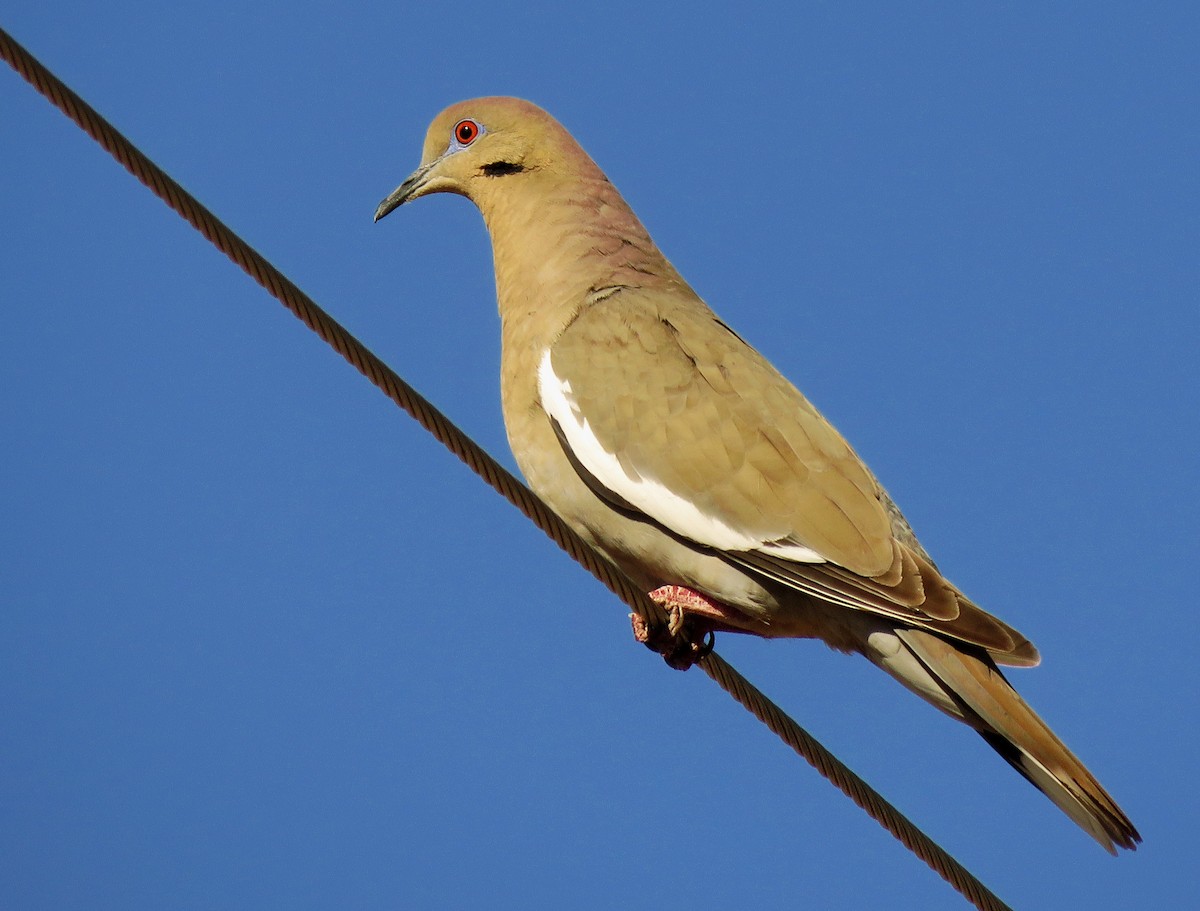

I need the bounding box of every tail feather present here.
[861,623,1140,852]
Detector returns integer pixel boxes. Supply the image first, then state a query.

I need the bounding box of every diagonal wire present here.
[1,25,1013,911]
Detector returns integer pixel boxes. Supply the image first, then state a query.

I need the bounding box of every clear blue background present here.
[2,3,1195,909]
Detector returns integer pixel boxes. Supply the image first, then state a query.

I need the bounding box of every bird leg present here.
[651,585,739,635]
[630,585,739,670]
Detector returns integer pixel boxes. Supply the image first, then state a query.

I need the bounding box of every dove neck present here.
[479,171,685,346]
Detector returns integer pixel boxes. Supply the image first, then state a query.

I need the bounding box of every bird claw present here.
[667,604,686,637]
[630,612,714,670]
[630,585,725,670]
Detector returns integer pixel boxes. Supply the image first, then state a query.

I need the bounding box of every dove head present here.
[374,97,604,222]
[374,97,684,312]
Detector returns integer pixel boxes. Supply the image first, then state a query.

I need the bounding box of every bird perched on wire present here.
[374,97,1139,853]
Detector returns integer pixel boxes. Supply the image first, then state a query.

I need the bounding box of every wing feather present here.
[542,293,1037,664]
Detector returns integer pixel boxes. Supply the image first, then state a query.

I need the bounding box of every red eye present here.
[454,119,480,145]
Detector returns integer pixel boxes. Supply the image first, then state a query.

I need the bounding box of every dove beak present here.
[374,161,437,222]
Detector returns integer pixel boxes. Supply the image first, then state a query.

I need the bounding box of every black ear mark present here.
[481,161,526,177]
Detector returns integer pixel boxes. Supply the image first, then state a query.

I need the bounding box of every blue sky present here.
[2,3,1196,909]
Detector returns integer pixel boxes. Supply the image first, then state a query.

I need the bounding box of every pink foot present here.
[631,584,735,670]
[648,585,736,635]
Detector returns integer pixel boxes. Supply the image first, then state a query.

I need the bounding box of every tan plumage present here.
[375,96,1139,852]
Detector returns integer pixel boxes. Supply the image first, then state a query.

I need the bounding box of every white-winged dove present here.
[375,97,1139,853]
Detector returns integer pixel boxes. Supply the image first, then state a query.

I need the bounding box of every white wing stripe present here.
[538,349,825,562]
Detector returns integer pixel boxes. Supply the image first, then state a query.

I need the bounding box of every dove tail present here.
[859,623,1141,853]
